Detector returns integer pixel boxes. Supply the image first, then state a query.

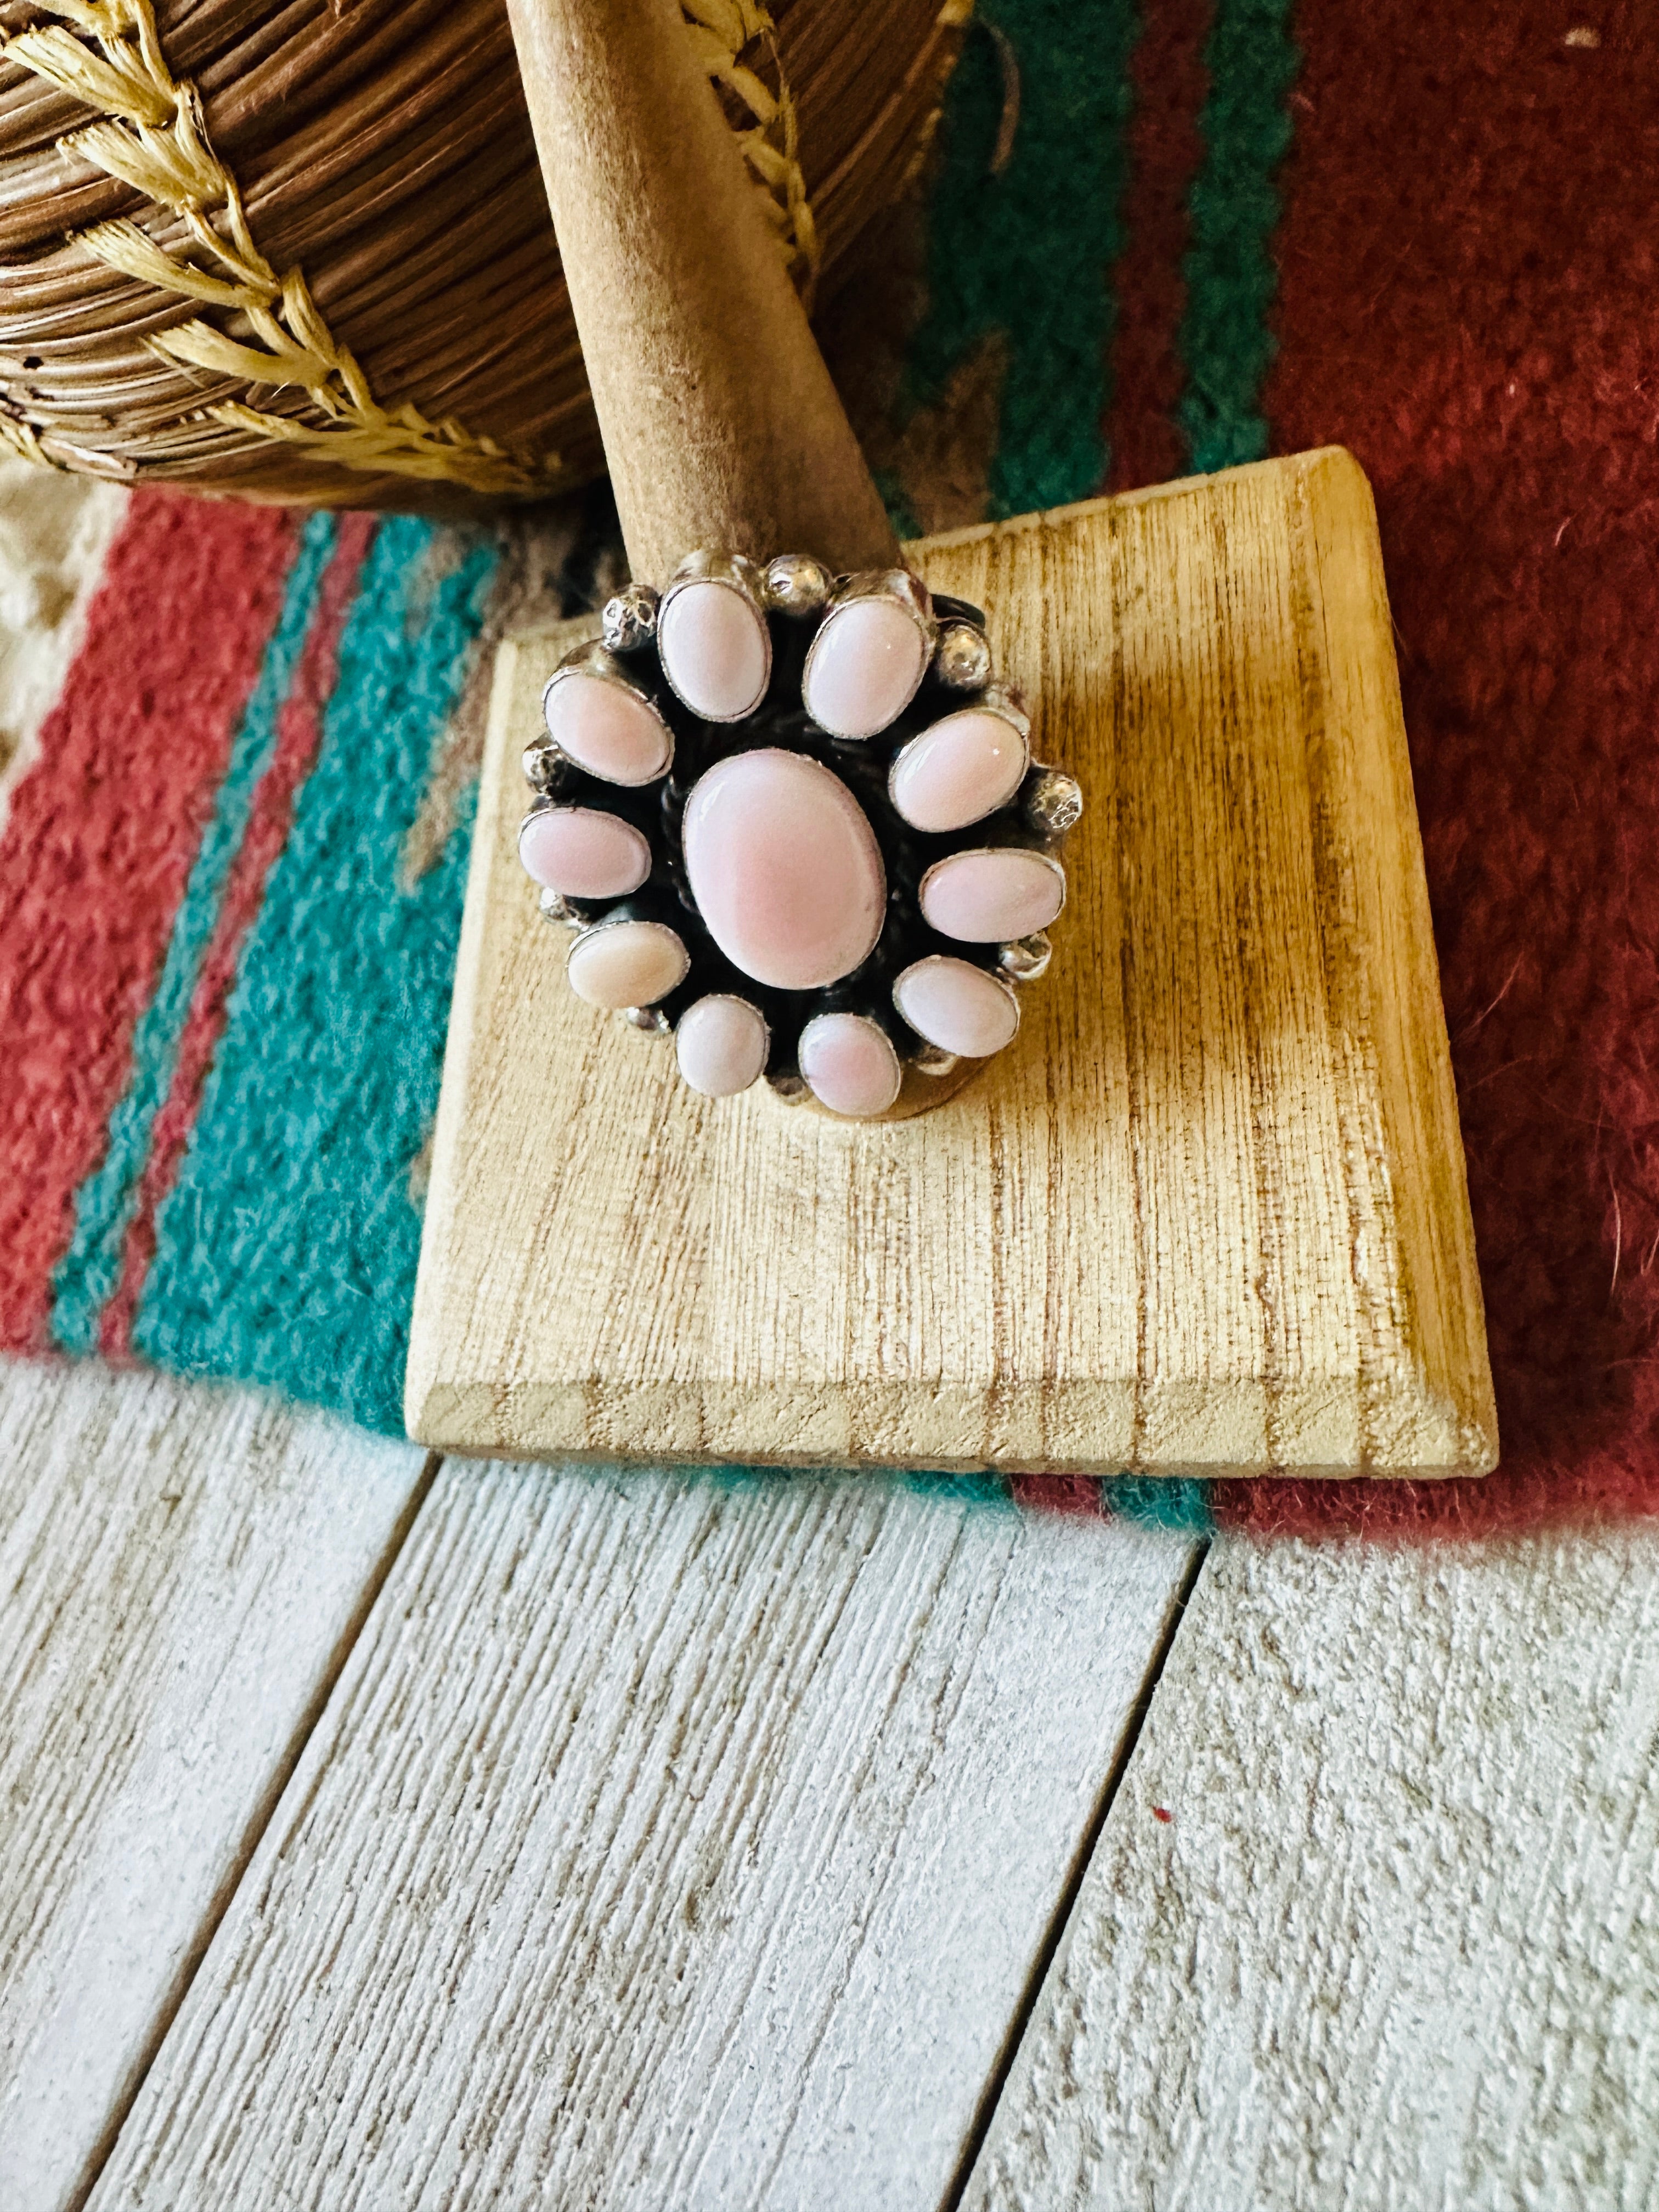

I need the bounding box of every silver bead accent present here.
[767,1071,811,1103]
[522,742,563,792]
[912,1044,960,1077]
[538,887,581,928]
[999,932,1052,983]
[1023,769,1084,839]
[933,621,994,691]
[623,1005,673,1035]
[602,584,659,653]
[763,552,832,616]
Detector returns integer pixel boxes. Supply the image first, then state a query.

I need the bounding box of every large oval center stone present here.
[682,748,886,991]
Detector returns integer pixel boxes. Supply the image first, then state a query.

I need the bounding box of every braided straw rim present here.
[682,0,821,304]
[0,0,822,495]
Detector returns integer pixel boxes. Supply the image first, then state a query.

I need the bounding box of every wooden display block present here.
[407,450,1497,1480]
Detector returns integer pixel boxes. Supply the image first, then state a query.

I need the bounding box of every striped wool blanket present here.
[1,0,1653,1539]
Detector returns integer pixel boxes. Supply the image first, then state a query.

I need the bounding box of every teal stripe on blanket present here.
[1101,1475,1216,1532]
[134,518,500,1435]
[903,0,1139,518]
[49,514,334,1356]
[1176,0,1300,472]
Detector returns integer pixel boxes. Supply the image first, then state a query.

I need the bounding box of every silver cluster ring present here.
[520,549,1083,1120]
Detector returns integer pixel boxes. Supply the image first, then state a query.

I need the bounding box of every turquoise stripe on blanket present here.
[49,515,333,1356]
[134,519,500,1435]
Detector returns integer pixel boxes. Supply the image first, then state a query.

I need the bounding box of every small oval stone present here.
[893,956,1020,1058]
[888,708,1029,833]
[566,919,689,1010]
[798,1013,902,1118]
[919,848,1066,942]
[682,748,886,991]
[803,596,930,740]
[519,806,651,900]
[675,994,770,1097]
[544,671,672,786]
[658,578,771,720]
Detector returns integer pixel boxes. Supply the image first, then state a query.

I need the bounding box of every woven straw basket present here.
[0,0,963,510]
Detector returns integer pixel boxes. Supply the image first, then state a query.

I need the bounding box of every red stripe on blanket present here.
[1214,2,1659,1535]
[100,515,379,1359]
[1012,1473,1105,1517]
[1103,0,1211,492]
[0,497,299,1353]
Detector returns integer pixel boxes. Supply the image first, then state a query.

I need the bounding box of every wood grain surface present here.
[963,1526,1659,2212]
[88,1458,1198,2211]
[408,449,1496,1480]
[0,1356,427,2212]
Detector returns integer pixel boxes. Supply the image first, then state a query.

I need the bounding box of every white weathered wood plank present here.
[0,1356,427,2212]
[964,1527,1659,2212]
[90,1460,1198,2209]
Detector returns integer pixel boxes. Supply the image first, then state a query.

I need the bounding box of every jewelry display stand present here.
[405,0,1496,1481]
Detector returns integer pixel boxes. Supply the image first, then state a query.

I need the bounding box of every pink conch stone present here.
[566,919,689,1009]
[682,748,886,990]
[658,579,770,720]
[675,994,770,1097]
[545,672,671,786]
[803,597,929,740]
[889,709,1028,832]
[519,807,650,899]
[798,1013,902,1118]
[893,956,1020,1058]
[919,848,1065,943]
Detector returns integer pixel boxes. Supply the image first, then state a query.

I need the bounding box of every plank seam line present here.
[935,1533,1214,2212]
[64,1446,447,2212]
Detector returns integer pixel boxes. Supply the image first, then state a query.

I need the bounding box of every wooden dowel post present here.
[505,0,900,585]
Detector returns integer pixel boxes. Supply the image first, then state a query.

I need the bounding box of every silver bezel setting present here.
[565,915,691,1009]
[674,992,773,1097]
[797,1009,904,1118]
[517,800,653,902]
[886,701,1032,832]
[656,549,773,724]
[891,953,1022,1059]
[541,641,675,788]
[801,567,935,741]
[917,845,1069,938]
